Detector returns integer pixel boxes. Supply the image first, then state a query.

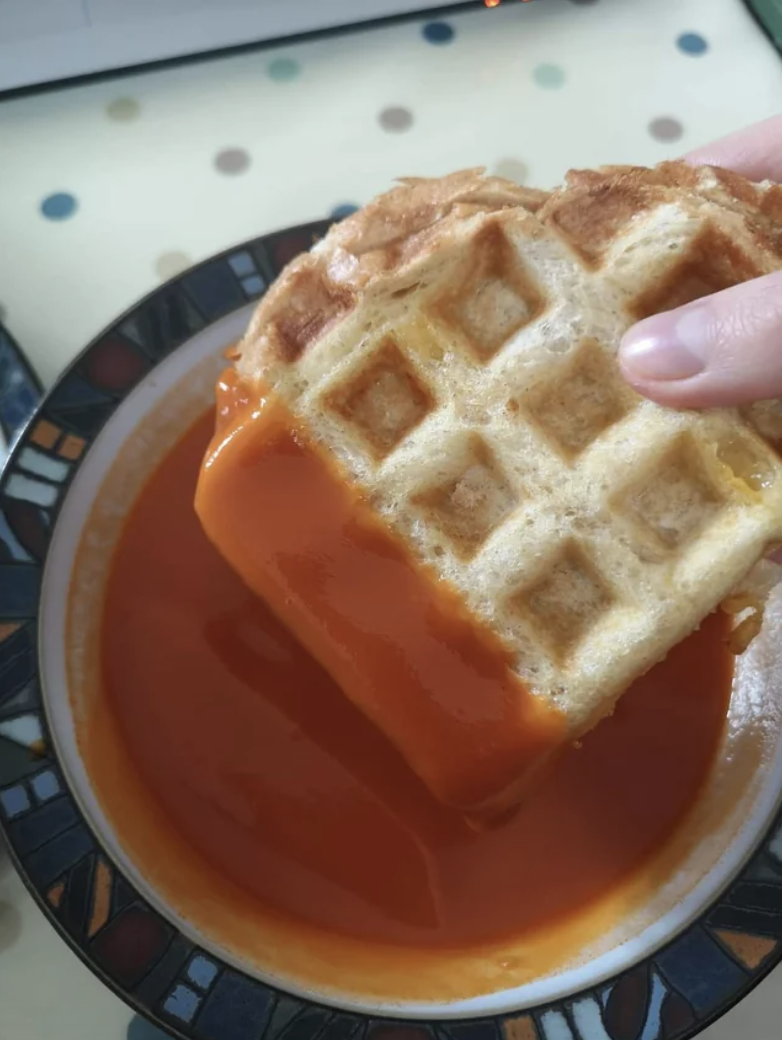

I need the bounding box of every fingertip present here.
[682,114,782,182]
[619,313,705,384]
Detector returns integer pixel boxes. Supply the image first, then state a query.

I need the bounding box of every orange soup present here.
[90,409,733,955]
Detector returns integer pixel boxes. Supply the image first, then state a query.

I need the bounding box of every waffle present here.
[222,162,782,810]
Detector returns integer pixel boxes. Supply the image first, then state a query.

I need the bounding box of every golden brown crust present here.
[328,167,548,259]
[548,160,782,263]
[241,169,548,372]
[242,161,782,377]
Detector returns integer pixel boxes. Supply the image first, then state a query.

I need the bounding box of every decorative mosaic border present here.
[0,322,42,468]
[2,221,782,1040]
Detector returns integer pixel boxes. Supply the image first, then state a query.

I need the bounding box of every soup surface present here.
[94,410,733,952]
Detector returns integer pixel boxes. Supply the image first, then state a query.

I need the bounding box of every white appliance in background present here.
[0,0,481,94]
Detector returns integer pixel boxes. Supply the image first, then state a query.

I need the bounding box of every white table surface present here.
[1,0,782,1036]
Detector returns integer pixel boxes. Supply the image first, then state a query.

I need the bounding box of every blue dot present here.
[330,203,359,220]
[423,21,454,45]
[268,57,301,81]
[40,193,77,221]
[533,63,566,89]
[677,32,708,55]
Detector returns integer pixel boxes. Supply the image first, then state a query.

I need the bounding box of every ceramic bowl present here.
[3,226,782,1040]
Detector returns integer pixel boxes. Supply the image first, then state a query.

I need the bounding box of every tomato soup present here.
[91,409,733,956]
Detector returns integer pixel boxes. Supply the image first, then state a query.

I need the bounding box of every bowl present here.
[3,224,782,1040]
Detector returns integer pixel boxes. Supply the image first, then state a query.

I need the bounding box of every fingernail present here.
[620,304,710,381]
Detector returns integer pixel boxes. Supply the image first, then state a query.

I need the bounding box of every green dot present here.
[106,97,140,122]
[533,63,566,89]
[268,57,301,82]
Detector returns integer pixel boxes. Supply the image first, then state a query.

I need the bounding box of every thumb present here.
[619,271,782,408]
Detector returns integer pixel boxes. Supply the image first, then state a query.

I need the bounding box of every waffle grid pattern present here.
[239,163,782,727]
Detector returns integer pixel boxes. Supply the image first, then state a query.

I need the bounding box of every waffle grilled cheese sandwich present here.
[196,162,782,818]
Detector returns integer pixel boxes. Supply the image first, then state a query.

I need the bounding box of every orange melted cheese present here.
[195,373,566,816]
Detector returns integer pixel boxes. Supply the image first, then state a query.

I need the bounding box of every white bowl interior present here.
[39,310,782,1018]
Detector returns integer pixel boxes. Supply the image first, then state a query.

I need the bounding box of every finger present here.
[619,270,782,408]
[686,113,782,182]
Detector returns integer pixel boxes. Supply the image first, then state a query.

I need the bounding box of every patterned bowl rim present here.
[0,320,43,456]
[2,222,782,1040]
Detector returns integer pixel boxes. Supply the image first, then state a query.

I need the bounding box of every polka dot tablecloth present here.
[1,0,782,1037]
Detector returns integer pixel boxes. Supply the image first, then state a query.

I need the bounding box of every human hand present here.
[619,114,782,409]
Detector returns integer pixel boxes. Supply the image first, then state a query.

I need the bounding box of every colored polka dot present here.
[268,57,301,81]
[649,117,684,143]
[677,32,708,55]
[40,193,77,221]
[422,21,454,45]
[106,97,140,122]
[533,64,566,89]
[379,106,414,132]
[214,148,251,175]
[331,203,359,220]
[155,251,192,281]
[494,158,529,185]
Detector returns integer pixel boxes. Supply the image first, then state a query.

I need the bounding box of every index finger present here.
[686,113,782,182]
